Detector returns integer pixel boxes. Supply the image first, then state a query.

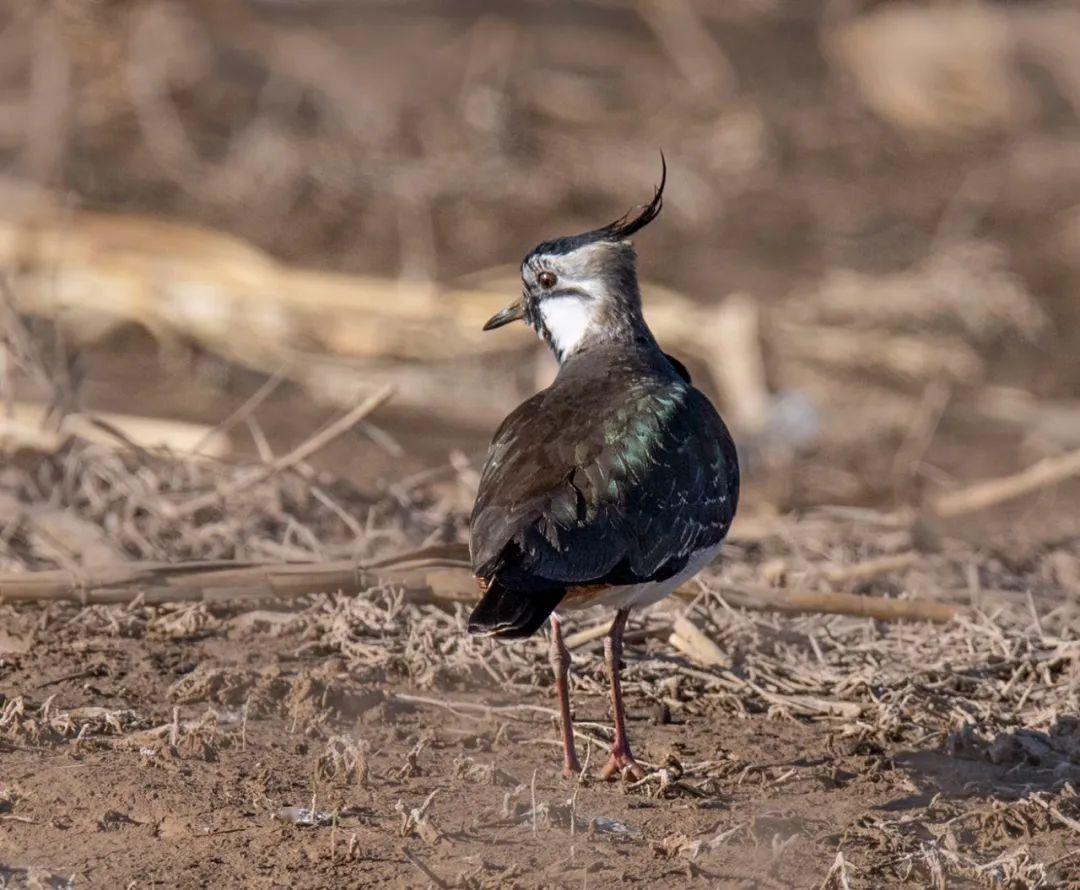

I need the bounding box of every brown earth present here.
[4,589,1080,889]
[2,439,1080,888]
[8,608,1070,890]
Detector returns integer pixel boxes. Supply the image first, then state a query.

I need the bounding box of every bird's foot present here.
[600,748,646,781]
[562,757,583,779]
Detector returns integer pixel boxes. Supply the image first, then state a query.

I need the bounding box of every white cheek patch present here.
[539,296,593,356]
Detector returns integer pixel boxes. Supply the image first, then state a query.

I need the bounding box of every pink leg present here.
[549,615,581,778]
[600,608,646,780]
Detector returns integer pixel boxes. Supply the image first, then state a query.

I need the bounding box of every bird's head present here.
[483,158,666,363]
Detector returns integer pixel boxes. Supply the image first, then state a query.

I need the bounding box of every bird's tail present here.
[467,578,565,639]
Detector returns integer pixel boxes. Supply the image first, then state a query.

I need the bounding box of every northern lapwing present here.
[468,160,740,780]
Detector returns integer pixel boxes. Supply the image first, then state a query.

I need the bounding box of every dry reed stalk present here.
[0,400,229,456]
[0,555,959,623]
[818,551,918,584]
[563,619,672,650]
[701,584,957,624]
[668,615,728,667]
[0,555,475,607]
[931,445,1080,518]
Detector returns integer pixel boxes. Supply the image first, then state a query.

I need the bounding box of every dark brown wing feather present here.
[469,345,738,598]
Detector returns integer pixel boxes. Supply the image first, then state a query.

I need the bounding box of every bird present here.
[467,159,739,781]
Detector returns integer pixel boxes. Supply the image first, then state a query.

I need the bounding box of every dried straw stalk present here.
[0,555,473,608]
[0,551,958,623]
[931,445,1080,518]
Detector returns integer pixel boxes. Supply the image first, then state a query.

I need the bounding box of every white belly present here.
[555,543,723,615]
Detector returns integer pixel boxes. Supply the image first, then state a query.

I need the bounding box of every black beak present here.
[483,300,525,331]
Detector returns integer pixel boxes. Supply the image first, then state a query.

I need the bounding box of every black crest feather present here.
[526,153,666,259]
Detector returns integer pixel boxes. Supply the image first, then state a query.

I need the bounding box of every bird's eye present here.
[537,270,557,289]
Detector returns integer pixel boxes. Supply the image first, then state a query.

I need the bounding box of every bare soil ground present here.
[5,604,1072,890]
[3,442,1080,889]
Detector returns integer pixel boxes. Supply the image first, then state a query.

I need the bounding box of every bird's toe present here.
[600,752,646,782]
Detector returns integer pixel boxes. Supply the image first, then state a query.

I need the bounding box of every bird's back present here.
[469,342,739,637]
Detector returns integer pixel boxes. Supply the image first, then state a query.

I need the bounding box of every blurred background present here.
[3,0,1080,530]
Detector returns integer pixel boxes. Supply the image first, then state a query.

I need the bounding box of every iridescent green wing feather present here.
[470,371,738,590]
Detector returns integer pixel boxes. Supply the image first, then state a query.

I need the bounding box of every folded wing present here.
[470,378,739,598]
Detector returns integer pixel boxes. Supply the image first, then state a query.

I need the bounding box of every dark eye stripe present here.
[542,286,590,301]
